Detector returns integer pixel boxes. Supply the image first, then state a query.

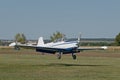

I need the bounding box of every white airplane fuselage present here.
[40,41,77,49]
[36,40,79,54]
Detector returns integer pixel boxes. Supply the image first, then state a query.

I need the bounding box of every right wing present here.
[78,46,108,51]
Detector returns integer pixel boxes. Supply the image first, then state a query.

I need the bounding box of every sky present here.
[0,0,120,39]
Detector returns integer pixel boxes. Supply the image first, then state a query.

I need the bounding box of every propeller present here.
[77,33,82,47]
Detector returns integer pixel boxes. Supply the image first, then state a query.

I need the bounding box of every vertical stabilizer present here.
[37,37,44,46]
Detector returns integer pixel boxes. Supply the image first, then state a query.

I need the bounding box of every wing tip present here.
[101,46,108,50]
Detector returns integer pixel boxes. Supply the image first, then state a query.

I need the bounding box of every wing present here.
[12,43,107,53]
[14,44,37,50]
[9,42,36,49]
[78,46,107,51]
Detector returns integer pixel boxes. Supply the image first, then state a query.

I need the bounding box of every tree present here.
[115,33,120,46]
[15,33,27,44]
[0,40,2,46]
[50,31,65,42]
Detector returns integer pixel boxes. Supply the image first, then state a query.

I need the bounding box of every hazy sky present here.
[0,0,120,39]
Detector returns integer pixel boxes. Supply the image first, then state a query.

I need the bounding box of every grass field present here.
[0,49,120,80]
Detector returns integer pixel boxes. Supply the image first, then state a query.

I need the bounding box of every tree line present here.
[0,32,120,46]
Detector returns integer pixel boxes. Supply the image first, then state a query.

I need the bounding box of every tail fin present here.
[37,37,44,46]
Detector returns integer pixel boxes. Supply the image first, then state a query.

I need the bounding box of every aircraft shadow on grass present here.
[33,63,108,67]
[48,63,107,67]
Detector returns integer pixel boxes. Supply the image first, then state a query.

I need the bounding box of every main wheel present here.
[72,55,76,60]
[14,46,20,50]
[57,53,61,59]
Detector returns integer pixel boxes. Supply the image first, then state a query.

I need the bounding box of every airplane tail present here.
[37,37,44,46]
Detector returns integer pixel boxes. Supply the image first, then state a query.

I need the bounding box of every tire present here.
[72,55,76,60]
[57,53,61,59]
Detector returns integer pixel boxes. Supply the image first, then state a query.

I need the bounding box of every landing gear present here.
[56,52,77,60]
[72,53,76,60]
[14,46,20,50]
[56,52,62,59]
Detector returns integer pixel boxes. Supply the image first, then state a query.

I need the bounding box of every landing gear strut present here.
[56,52,62,59]
[14,46,20,50]
[72,53,76,60]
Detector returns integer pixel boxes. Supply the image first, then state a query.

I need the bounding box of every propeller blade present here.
[77,33,82,47]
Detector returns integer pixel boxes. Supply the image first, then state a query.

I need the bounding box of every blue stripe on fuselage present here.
[36,46,78,54]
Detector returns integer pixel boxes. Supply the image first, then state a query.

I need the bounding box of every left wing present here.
[9,42,69,53]
[9,42,37,49]
[15,44,36,49]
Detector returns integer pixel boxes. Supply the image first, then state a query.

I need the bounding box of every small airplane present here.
[9,35,107,60]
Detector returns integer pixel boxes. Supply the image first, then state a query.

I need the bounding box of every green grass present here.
[0,49,120,80]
